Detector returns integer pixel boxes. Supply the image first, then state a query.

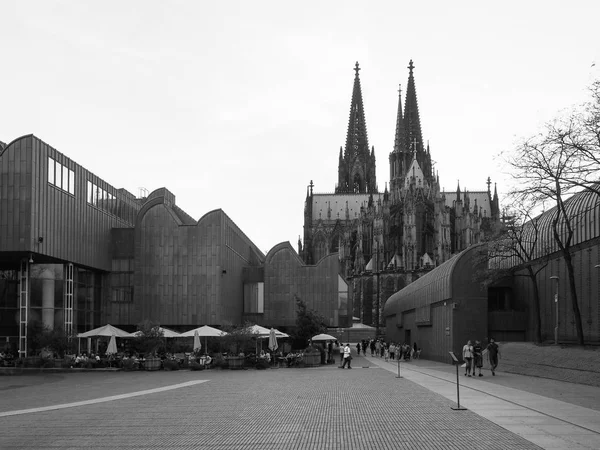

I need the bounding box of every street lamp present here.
[550,276,559,345]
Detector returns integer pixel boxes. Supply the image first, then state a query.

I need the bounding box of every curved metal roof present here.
[383,245,481,316]
[496,186,600,267]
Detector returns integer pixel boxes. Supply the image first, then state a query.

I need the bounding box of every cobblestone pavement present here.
[360,352,600,449]
[0,363,542,450]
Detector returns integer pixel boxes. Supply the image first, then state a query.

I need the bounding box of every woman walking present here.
[462,340,474,377]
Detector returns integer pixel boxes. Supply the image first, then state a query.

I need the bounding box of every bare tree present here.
[502,119,589,345]
[474,196,548,343]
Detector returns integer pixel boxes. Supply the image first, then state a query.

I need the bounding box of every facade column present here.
[40,267,56,329]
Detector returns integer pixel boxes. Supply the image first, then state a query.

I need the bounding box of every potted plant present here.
[134,320,165,371]
[302,344,322,367]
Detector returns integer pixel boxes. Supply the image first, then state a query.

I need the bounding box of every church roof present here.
[442,190,493,217]
[311,192,373,222]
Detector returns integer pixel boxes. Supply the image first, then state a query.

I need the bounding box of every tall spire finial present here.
[354,61,360,77]
[408,59,414,75]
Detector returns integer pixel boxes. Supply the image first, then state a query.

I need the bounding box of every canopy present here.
[77,324,133,338]
[132,326,181,338]
[311,333,338,341]
[247,324,289,338]
[180,325,227,338]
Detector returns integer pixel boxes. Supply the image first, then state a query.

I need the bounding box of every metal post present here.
[396,355,402,378]
[375,271,380,337]
[550,276,559,345]
[449,351,466,410]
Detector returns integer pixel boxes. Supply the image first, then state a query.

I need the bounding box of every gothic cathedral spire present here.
[404,60,423,156]
[336,62,377,194]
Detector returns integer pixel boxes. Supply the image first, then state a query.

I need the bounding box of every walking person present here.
[462,339,474,377]
[487,338,500,376]
[341,343,352,369]
[370,339,376,356]
[356,342,361,355]
[473,340,483,376]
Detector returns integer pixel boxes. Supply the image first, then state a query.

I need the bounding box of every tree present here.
[500,82,600,346]
[134,319,165,355]
[220,321,256,355]
[293,295,327,348]
[475,197,550,343]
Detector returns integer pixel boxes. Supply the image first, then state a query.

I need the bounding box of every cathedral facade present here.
[299,61,500,333]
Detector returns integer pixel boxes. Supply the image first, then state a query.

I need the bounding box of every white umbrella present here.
[247,324,289,338]
[78,324,133,338]
[132,326,181,338]
[311,333,338,341]
[181,325,227,355]
[180,325,227,338]
[268,328,278,352]
[193,330,202,353]
[106,334,118,356]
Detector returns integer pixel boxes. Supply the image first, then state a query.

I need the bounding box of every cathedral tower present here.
[336,62,377,194]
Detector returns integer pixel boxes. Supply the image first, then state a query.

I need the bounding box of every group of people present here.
[462,338,500,377]
[355,339,420,361]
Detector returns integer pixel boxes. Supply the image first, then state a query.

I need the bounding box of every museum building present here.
[0,135,349,356]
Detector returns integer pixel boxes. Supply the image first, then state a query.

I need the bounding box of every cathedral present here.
[299,61,501,332]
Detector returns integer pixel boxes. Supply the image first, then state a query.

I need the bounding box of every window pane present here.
[48,158,55,185]
[69,170,75,194]
[87,181,93,203]
[62,165,68,191]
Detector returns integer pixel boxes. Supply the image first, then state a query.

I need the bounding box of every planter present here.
[227,356,245,370]
[189,361,205,371]
[144,357,161,371]
[302,352,321,367]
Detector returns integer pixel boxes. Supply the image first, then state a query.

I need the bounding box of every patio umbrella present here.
[311,333,338,342]
[268,328,278,353]
[106,334,118,356]
[78,324,134,338]
[247,324,289,338]
[181,325,227,354]
[193,330,202,353]
[132,326,181,338]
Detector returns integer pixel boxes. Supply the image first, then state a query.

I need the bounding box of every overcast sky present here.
[2,1,599,254]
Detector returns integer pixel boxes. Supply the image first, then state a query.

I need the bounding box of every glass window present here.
[87,181,93,203]
[48,158,55,185]
[69,169,75,194]
[61,165,67,191]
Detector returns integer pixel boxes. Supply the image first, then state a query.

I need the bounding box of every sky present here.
[2,1,599,254]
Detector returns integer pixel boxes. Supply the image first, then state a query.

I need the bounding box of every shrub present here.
[163,359,179,371]
[121,358,136,371]
[189,361,205,371]
[42,358,55,368]
[255,358,270,370]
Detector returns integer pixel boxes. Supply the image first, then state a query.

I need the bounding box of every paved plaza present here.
[1,353,599,449]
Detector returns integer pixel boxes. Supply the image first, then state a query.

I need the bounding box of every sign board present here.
[449,351,459,363]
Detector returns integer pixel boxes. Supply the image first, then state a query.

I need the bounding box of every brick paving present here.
[0,361,542,450]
